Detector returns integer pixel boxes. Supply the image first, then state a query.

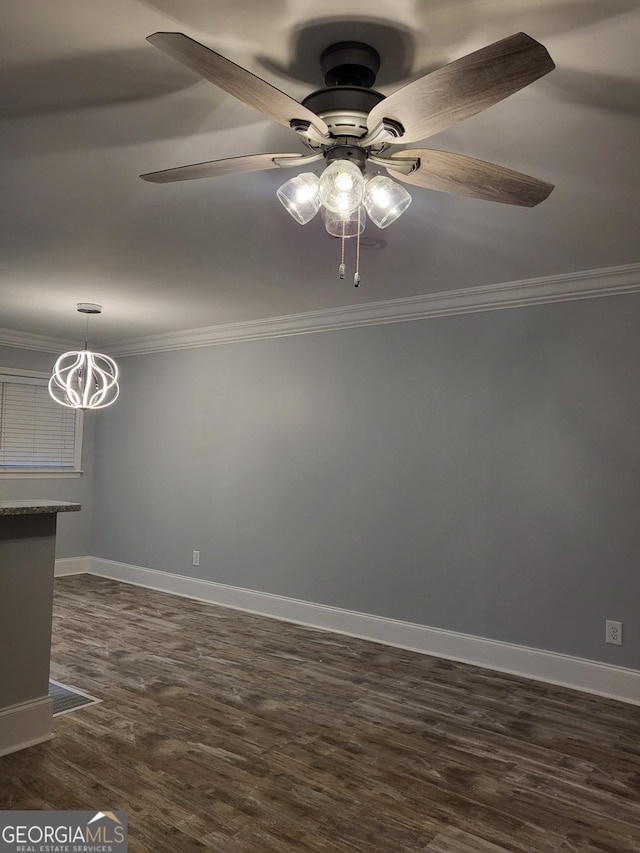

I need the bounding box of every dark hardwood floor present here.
[2,575,640,852]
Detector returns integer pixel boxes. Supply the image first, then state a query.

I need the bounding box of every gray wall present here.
[0,345,94,557]
[90,294,640,667]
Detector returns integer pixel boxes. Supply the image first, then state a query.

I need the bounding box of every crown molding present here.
[0,328,79,354]
[107,263,640,357]
[2,264,639,357]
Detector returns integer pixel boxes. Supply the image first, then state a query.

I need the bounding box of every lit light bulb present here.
[319,160,365,214]
[295,183,317,203]
[334,171,355,192]
[323,206,366,238]
[364,174,412,228]
[371,186,390,207]
[276,172,321,224]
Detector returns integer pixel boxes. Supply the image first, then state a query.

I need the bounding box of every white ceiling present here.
[1,0,639,347]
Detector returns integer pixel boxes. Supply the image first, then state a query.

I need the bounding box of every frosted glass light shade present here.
[319,160,365,214]
[323,206,366,238]
[364,175,412,228]
[276,172,320,224]
[49,350,119,410]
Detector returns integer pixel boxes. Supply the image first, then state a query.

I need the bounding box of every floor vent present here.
[49,680,101,716]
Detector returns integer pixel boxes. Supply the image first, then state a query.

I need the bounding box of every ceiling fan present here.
[141,31,555,283]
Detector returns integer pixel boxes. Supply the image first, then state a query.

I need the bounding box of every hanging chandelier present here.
[49,304,119,410]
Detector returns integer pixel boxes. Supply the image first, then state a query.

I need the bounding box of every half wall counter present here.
[0,499,81,756]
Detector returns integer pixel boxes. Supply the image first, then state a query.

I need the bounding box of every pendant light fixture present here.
[49,304,119,410]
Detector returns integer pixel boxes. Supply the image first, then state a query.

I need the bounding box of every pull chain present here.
[338,218,346,279]
[354,208,361,288]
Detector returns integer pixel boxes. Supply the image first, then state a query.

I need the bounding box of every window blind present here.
[0,373,79,470]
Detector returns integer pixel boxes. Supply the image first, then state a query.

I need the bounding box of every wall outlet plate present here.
[192,550,200,566]
[606,619,622,645]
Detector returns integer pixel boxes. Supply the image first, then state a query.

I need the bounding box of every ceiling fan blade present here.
[147,32,329,137]
[141,152,305,184]
[385,149,553,207]
[366,32,554,144]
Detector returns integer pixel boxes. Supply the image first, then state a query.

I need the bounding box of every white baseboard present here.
[85,557,640,707]
[55,556,92,576]
[0,696,53,757]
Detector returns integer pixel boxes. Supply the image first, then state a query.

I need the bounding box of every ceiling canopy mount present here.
[319,41,381,88]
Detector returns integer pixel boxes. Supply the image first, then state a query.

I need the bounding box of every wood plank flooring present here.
[1,575,640,852]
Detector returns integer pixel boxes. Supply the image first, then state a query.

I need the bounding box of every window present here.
[0,368,83,477]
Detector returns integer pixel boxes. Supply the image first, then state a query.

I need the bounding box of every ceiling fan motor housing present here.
[300,42,385,144]
[301,86,384,141]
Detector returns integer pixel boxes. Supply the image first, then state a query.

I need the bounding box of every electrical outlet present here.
[605,619,622,646]
[192,550,200,567]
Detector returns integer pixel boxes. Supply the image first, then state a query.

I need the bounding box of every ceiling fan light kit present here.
[142,29,555,285]
[49,304,120,411]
